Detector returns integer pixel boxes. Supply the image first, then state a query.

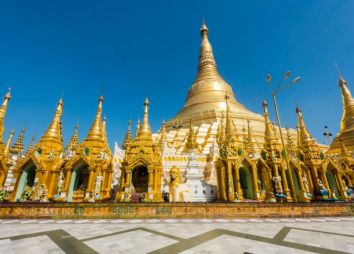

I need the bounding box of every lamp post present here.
[266,71,301,202]
[323,126,332,145]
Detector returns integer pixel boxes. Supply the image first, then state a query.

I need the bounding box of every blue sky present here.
[1,0,354,148]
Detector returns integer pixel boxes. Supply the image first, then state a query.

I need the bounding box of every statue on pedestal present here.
[272,175,283,194]
[56,170,64,196]
[94,171,103,199]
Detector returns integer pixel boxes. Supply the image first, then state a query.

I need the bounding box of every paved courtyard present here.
[0,217,353,254]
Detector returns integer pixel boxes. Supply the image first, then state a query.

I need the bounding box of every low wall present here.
[0,202,352,219]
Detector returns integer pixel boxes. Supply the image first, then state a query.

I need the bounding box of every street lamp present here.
[266,71,301,202]
[323,126,333,145]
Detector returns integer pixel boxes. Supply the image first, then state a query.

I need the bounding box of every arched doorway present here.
[239,167,254,199]
[132,165,148,193]
[326,170,339,198]
[68,164,89,202]
[15,163,37,201]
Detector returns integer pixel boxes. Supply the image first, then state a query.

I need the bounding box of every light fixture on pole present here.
[266,71,301,202]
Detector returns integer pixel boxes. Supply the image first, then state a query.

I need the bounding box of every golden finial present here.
[159,120,167,146]
[246,118,257,154]
[262,100,275,140]
[10,127,26,155]
[123,120,132,150]
[196,18,221,82]
[84,95,104,142]
[296,106,312,142]
[0,88,11,145]
[138,98,152,135]
[224,94,238,145]
[334,65,354,132]
[38,97,63,146]
[27,135,35,154]
[66,124,79,152]
[286,126,296,156]
[335,62,345,84]
[135,119,141,138]
[262,100,268,114]
[102,115,111,153]
[4,129,14,156]
[200,17,208,36]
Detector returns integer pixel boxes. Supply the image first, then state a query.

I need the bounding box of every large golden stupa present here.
[165,21,293,152]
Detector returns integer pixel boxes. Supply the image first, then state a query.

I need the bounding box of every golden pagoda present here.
[11,98,65,201]
[62,96,112,202]
[164,20,287,152]
[117,98,163,202]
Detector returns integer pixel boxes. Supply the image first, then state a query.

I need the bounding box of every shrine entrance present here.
[326,170,340,198]
[68,164,89,202]
[239,166,254,199]
[15,162,37,201]
[132,165,148,193]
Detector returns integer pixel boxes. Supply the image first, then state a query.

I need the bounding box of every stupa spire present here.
[135,119,141,138]
[170,21,250,124]
[286,126,296,158]
[27,135,35,155]
[337,73,354,132]
[224,95,239,146]
[123,120,132,150]
[4,129,14,157]
[136,98,152,141]
[196,19,221,82]
[102,115,110,152]
[262,100,275,140]
[296,107,312,143]
[0,88,11,145]
[262,100,281,154]
[38,97,63,146]
[139,98,151,135]
[84,95,104,142]
[10,127,25,155]
[159,121,167,146]
[66,124,79,152]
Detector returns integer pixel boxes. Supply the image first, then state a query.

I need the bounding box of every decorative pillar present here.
[236,167,243,199]
[126,169,131,188]
[64,170,72,192]
[280,167,291,198]
[305,170,313,192]
[311,166,319,189]
[148,169,153,193]
[220,165,227,201]
[87,169,95,193]
[227,162,234,201]
[296,168,307,201]
[105,171,112,192]
[251,166,259,200]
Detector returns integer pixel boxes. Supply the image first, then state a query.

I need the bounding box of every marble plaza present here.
[0,217,353,254]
